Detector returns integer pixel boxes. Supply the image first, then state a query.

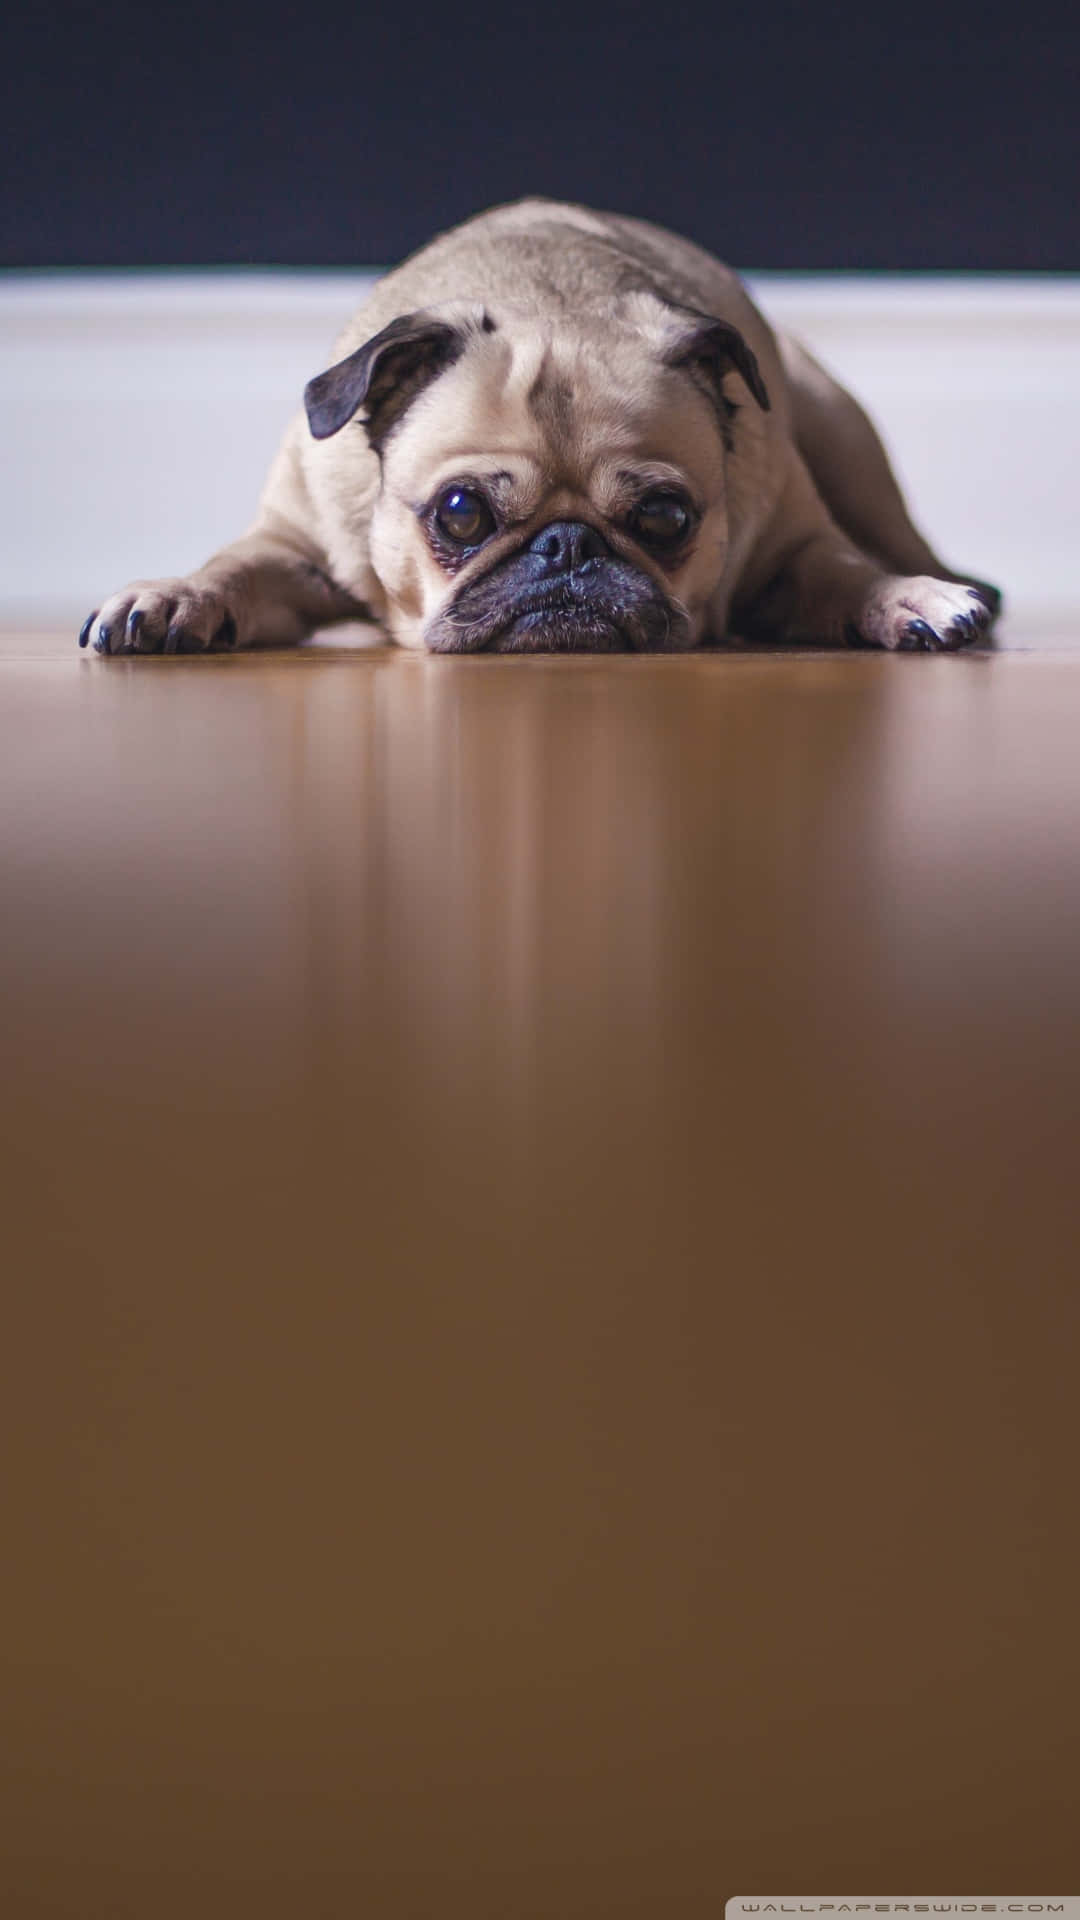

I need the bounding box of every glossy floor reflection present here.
[3,630,1080,1916]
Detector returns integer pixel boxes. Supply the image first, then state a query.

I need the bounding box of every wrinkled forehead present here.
[384,324,725,502]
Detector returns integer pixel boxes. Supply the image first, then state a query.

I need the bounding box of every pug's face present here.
[304,294,770,652]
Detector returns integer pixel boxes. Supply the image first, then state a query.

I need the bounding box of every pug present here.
[79,197,1000,658]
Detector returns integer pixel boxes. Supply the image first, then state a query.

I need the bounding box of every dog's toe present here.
[897,618,940,651]
[964,577,1003,619]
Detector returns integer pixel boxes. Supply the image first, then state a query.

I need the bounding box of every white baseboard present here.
[4,270,1078,625]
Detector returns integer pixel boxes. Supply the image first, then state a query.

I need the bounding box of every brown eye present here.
[434,486,495,546]
[630,491,692,547]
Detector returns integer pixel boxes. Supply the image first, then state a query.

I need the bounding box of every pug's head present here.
[304,289,771,652]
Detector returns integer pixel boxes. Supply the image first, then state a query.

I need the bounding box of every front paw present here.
[78,580,239,656]
[850,577,994,653]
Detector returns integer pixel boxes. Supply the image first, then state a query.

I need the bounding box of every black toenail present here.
[127,609,144,640]
[94,623,112,654]
[899,619,938,651]
[970,583,1002,617]
[78,613,96,649]
[163,627,180,654]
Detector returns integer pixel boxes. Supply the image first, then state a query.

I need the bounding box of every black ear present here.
[665,309,771,415]
[304,310,471,448]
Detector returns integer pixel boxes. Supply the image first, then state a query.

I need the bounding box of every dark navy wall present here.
[4,0,1079,269]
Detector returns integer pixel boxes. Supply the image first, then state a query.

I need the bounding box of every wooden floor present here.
[4,628,1080,1916]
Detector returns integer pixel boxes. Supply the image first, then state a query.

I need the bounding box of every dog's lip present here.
[491,577,605,618]
[512,591,609,621]
[446,564,612,621]
[483,576,625,634]
[490,595,630,649]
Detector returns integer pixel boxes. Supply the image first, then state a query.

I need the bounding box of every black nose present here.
[527,520,611,574]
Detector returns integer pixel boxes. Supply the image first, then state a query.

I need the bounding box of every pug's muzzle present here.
[424,520,692,654]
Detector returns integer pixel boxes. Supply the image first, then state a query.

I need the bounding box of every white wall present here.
[3,271,1078,626]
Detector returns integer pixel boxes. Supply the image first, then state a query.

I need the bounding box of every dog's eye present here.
[434,486,495,546]
[630,491,692,547]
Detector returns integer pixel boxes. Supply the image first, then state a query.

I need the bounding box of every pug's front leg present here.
[79,521,363,656]
[743,531,995,652]
[737,455,997,653]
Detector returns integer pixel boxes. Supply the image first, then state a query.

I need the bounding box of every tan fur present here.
[81,198,999,657]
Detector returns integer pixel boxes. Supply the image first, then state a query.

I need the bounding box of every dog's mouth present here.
[488,584,633,653]
[425,558,691,655]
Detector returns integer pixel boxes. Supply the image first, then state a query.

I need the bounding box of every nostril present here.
[573,525,609,567]
[528,520,612,574]
[533,529,564,562]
